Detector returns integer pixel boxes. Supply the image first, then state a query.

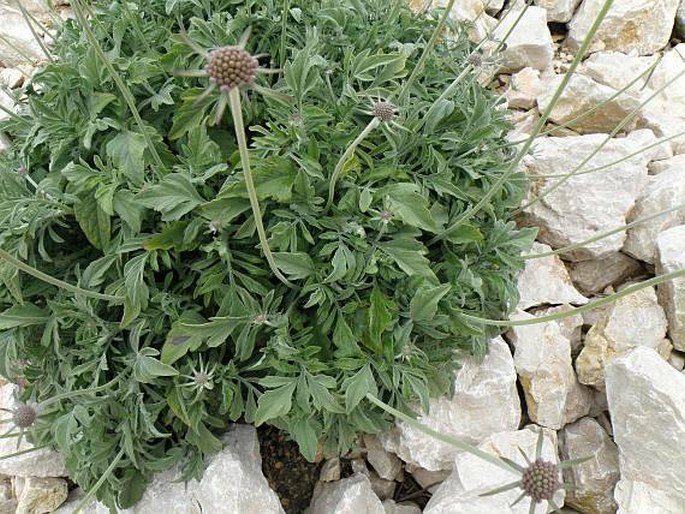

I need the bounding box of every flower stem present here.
[73,447,125,514]
[326,117,380,211]
[227,88,294,288]
[0,248,122,302]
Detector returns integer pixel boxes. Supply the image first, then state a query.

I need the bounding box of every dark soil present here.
[258,425,322,513]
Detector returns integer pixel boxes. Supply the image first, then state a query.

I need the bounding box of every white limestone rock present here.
[537,73,641,134]
[363,435,402,481]
[194,425,284,514]
[534,304,584,354]
[0,67,24,89]
[649,153,685,175]
[380,337,520,471]
[492,3,553,73]
[509,310,591,429]
[517,242,589,310]
[0,7,47,66]
[576,286,670,389]
[568,252,643,296]
[409,0,496,43]
[656,225,685,351]
[0,385,68,478]
[519,132,651,260]
[483,0,505,14]
[623,157,685,264]
[382,499,422,514]
[669,350,685,371]
[534,0,582,22]
[504,67,542,110]
[559,418,619,514]
[308,473,385,514]
[15,477,68,514]
[579,51,659,98]
[606,348,685,512]
[567,0,679,56]
[424,426,564,513]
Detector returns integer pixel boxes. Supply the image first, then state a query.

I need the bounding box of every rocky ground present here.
[2,0,685,513]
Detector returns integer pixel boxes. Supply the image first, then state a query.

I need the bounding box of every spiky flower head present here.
[12,403,37,429]
[372,101,396,122]
[520,458,560,503]
[205,46,259,92]
[467,52,483,67]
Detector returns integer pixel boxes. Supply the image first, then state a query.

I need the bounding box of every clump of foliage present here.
[0,0,534,509]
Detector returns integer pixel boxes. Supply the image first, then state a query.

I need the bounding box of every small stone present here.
[368,473,396,501]
[382,499,423,514]
[537,73,641,134]
[504,67,542,110]
[517,242,589,310]
[407,466,450,492]
[509,310,591,429]
[363,435,402,481]
[308,473,385,514]
[568,252,643,296]
[559,418,619,514]
[656,225,685,351]
[568,0,679,55]
[492,3,554,73]
[533,304,584,354]
[606,348,685,511]
[668,351,685,371]
[351,458,369,476]
[319,458,341,482]
[534,0,582,22]
[577,286,670,388]
[15,477,68,514]
[0,67,24,89]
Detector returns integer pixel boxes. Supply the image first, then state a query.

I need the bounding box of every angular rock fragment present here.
[656,225,685,351]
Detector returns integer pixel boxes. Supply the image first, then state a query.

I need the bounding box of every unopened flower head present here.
[521,458,560,502]
[205,46,259,92]
[372,101,396,122]
[12,403,37,429]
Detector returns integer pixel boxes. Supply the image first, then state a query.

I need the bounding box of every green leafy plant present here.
[0,0,535,509]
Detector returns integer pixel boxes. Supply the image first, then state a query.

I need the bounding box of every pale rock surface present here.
[0,7,47,66]
[576,286,670,388]
[15,477,68,514]
[668,350,685,371]
[504,67,542,110]
[363,435,402,481]
[649,153,685,175]
[407,466,450,491]
[559,418,619,514]
[517,242,589,310]
[483,0,504,14]
[424,426,564,513]
[320,458,342,482]
[380,337,520,471]
[519,132,652,260]
[623,158,685,264]
[567,0,679,56]
[534,0,582,22]
[569,252,643,295]
[534,304,584,354]
[656,225,685,350]
[537,73,641,134]
[410,0,496,43]
[0,89,16,122]
[509,310,591,429]
[579,51,658,98]
[382,499,422,514]
[61,425,284,514]
[606,348,685,512]
[0,67,24,89]
[0,384,67,478]
[677,0,685,39]
[492,3,553,73]
[369,474,396,501]
[308,473,385,514]
[624,127,674,164]
[0,0,52,14]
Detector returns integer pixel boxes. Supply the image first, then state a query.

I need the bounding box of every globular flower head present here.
[372,101,396,122]
[520,458,560,503]
[205,46,259,92]
[12,403,37,429]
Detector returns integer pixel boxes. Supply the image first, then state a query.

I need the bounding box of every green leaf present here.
[0,304,49,329]
[383,183,438,232]
[137,173,204,221]
[161,312,207,365]
[291,418,319,462]
[343,364,377,413]
[368,287,395,350]
[133,347,178,383]
[254,381,297,425]
[351,50,406,82]
[74,191,111,250]
[444,223,484,244]
[273,252,315,280]
[113,190,145,233]
[121,253,149,328]
[106,131,147,185]
[380,238,437,283]
[410,284,451,322]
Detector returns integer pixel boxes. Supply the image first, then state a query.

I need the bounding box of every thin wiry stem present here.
[398,0,456,102]
[73,447,125,514]
[366,393,520,474]
[458,267,685,327]
[0,248,122,302]
[71,0,164,170]
[430,0,616,244]
[15,0,54,62]
[227,88,294,288]
[326,118,380,210]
